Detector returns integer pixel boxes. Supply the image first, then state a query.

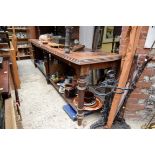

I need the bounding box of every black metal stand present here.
[90,69,130,129]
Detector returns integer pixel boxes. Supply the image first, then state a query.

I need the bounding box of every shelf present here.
[34,61,101,116]
[49,78,98,113]
[49,78,77,111]
[16,28,27,30]
[19,55,30,57]
[17,45,31,49]
[16,55,30,60]
[0,43,8,45]
[7,28,13,31]
[7,28,27,31]
[0,31,9,34]
[35,61,77,111]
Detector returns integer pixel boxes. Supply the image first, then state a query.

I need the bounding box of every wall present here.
[71,26,79,40]
[119,26,155,120]
[27,26,37,39]
[79,26,94,49]
[144,26,155,48]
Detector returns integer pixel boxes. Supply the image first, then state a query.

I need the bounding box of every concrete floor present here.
[17,60,155,129]
[17,60,100,129]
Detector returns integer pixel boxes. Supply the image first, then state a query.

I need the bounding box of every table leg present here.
[45,53,50,84]
[77,76,87,126]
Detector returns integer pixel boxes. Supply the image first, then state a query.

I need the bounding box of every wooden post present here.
[120,26,130,70]
[77,77,87,126]
[10,42,21,89]
[76,66,89,126]
[105,26,142,128]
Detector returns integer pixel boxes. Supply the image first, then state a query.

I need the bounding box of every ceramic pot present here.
[65,84,77,98]
[84,91,96,103]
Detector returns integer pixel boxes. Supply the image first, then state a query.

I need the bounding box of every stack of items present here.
[16,32,27,39]
[50,72,77,98]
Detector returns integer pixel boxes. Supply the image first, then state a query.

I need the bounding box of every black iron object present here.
[92,26,101,52]
[90,70,118,129]
[90,55,152,129]
[117,55,152,119]
[90,69,131,129]
[111,26,122,53]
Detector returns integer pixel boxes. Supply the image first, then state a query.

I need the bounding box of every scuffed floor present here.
[17,60,100,129]
[17,60,155,129]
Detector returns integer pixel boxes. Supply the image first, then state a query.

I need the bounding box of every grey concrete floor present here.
[17,60,155,129]
[17,60,100,129]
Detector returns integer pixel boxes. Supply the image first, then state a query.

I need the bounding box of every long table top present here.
[30,39,121,66]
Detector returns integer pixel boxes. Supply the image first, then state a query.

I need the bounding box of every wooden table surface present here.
[30,39,121,66]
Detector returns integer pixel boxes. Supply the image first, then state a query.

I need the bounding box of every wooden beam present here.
[10,42,21,89]
[105,26,142,128]
[120,26,131,70]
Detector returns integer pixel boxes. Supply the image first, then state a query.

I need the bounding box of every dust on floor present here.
[17,60,100,129]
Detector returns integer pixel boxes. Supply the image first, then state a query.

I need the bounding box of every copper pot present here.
[84,91,96,103]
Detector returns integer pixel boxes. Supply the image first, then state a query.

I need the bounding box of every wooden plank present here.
[120,26,130,70]
[17,38,28,41]
[5,98,17,129]
[0,40,21,89]
[27,26,37,39]
[17,46,31,49]
[106,26,142,128]
[10,42,21,89]
[30,39,121,66]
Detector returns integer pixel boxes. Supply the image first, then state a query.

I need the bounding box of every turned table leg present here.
[77,76,87,126]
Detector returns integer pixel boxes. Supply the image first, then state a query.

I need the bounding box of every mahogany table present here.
[30,39,121,126]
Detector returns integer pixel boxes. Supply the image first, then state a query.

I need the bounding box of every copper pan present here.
[73,96,103,111]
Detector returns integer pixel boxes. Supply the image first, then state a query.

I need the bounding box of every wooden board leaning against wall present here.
[0,41,21,89]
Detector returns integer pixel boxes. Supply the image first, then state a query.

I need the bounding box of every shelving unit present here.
[34,57,77,111]
[7,26,31,60]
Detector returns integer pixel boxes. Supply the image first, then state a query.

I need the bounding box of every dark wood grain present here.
[30,39,121,66]
[0,60,9,97]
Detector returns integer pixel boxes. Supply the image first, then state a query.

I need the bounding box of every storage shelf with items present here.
[7,26,31,60]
